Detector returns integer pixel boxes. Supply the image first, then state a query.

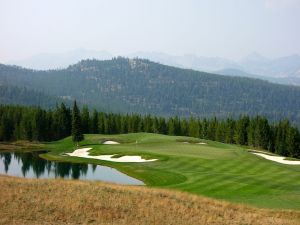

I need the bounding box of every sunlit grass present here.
[40,133,300,210]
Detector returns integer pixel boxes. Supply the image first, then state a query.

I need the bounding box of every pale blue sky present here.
[0,0,299,62]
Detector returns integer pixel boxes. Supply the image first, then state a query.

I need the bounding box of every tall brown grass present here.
[0,176,299,225]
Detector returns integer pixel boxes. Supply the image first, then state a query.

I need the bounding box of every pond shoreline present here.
[0,151,144,185]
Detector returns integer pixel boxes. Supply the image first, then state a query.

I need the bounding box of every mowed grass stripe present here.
[43,133,300,209]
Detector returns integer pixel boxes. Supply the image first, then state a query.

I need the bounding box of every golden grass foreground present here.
[0,176,299,225]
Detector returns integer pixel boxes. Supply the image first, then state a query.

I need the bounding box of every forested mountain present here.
[0,85,67,108]
[1,58,300,125]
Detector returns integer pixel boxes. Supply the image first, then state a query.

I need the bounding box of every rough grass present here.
[41,133,300,210]
[0,175,299,225]
[0,141,44,152]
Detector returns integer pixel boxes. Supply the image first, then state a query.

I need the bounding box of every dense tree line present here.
[1,103,300,158]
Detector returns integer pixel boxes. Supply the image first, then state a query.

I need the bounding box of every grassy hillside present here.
[42,133,300,210]
[1,176,299,225]
[1,58,300,123]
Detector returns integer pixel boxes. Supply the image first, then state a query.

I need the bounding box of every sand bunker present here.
[251,152,300,165]
[66,148,157,163]
[182,142,206,145]
[103,141,120,144]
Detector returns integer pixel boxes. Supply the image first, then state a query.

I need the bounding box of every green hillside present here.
[1,58,300,123]
[42,133,300,209]
[0,85,67,108]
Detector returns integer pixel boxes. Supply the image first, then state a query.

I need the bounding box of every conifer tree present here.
[167,118,175,135]
[59,103,72,137]
[158,117,167,134]
[81,106,90,133]
[216,121,226,142]
[72,101,84,146]
[91,110,99,134]
[0,114,13,141]
[234,115,249,145]
[286,126,300,157]
[225,118,235,144]
[188,118,199,138]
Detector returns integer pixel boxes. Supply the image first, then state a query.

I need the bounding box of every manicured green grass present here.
[41,133,300,210]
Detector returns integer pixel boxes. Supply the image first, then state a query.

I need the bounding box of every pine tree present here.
[158,117,167,134]
[167,118,175,135]
[58,103,72,138]
[98,113,105,134]
[0,113,14,141]
[247,118,256,146]
[81,106,90,134]
[188,118,200,138]
[274,120,289,156]
[286,126,300,158]
[91,110,99,134]
[225,118,235,144]
[152,117,159,133]
[21,113,33,141]
[234,115,249,145]
[180,119,189,136]
[33,107,47,141]
[216,121,226,143]
[71,101,84,146]
[173,116,181,135]
[256,117,270,149]
[207,117,217,141]
[201,119,208,139]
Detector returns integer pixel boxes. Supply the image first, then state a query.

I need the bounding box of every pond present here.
[0,151,144,185]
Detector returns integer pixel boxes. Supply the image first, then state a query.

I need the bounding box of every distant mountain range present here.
[8,49,300,86]
[1,58,300,126]
[128,51,300,84]
[8,49,113,70]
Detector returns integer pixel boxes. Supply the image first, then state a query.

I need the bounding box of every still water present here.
[0,151,144,185]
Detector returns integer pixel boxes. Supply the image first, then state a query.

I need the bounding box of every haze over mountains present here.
[8,49,113,70]
[8,49,300,86]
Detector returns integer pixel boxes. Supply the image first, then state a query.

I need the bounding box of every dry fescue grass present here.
[0,141,43,151]
[0,176,299,225]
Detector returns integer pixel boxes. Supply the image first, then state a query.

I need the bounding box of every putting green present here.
[42,133,300,210]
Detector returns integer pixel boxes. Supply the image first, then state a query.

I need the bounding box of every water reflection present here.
[0,151,144,185]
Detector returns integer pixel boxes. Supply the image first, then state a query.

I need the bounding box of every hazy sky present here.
[0,0,300,62]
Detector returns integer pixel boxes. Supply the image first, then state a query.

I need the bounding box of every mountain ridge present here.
[1,57,300,126]
[8,50,300,85]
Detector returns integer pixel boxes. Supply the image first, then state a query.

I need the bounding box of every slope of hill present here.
[1,58,300,123]
[0,85,66,108]
[129,52,300,86]
[1,176,298,225]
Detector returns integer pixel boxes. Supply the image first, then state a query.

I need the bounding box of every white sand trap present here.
[103,141,120,144]
[66,148,157,163]
[197,142,207,145]
[251,152,300,165]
